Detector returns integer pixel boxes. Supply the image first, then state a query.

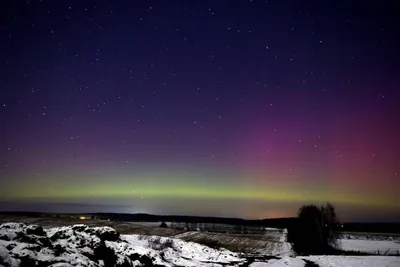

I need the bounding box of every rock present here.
[53,244,66,257]
[0,223,165,267]
[25,225,45,236]
[5,243,16,251]
[0,234,10,241]
[19,255,37,267]
[115,258,132,267]
[87,227,120,242]
[0,223,25,230]
[48,228,74,242]
[93,240,118,266]
[71,224,88,232]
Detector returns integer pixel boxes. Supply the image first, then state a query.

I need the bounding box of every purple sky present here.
[0,0,399,222]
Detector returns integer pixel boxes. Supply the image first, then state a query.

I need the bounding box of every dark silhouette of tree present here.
[323,202,337,240]
[287,203,339,254]
[159,221,168,228]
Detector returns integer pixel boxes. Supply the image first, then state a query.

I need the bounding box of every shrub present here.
[138,234,150,240]
[159,221,168,228]
[147,236,176,251]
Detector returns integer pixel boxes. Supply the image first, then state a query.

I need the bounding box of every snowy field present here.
[300,255,400,267]
[173,228,291,255]
[338,239,400,255]
[338,232,400,241]
[1,222,400,267]
[172,227,400,256]
[248,256,400,267]
[335,231,400,255]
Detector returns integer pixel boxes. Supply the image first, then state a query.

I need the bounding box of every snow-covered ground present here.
[338,239,400,255]
[249,256,305,267]
[0,222,245,267]
[172,227,292,256]
[338,233,400,241]
[1,222,400,267]
[249,256,400,267]
[301,255,400,267]
[120,234,243,266]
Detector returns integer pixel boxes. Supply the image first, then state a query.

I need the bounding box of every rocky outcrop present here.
[0,223,162,267]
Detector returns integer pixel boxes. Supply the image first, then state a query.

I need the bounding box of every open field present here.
[338,231,400,241]
[337,239,400,255]
[335,231,400,255]
[173,229,291,255]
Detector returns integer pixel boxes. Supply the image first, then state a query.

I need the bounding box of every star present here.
[1,0,398,222]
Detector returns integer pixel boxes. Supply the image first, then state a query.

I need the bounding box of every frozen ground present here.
[338,239,400,255]
[248,256,400,267]
[338,232,400,241]
[173,228,292,255]
[0,222,245,267]
[1,222,400,267]
[301,255,400,267]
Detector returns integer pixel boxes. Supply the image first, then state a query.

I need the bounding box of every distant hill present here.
[0,210,295,228]
[92,212,297,228]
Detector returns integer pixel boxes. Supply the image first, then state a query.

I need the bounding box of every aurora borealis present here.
[1,0,399,222]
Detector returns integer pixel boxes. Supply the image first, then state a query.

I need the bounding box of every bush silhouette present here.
[287,203,338,254]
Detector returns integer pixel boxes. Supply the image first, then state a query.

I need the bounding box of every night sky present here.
[1,0,399,222]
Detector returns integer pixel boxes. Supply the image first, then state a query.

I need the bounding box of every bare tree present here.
[288,203,339,254]
[324,202,337,239]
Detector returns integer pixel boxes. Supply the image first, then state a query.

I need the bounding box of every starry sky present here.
[1,0,399,222]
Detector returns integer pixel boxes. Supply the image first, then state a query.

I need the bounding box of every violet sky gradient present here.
[0,0,399,222]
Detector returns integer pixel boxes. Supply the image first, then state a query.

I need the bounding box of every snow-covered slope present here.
[0,222,130,267]
[0,222,245,267]
[121,235,242,266]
